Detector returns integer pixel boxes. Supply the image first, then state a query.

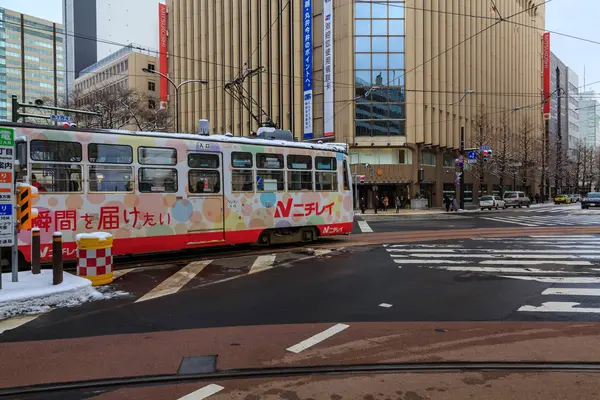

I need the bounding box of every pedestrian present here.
[360,197,366,214]
[451,197,458,212]
[535,193,540,204]
[443,195,451,212]
[395,196,401,213]
[383,196,389,211]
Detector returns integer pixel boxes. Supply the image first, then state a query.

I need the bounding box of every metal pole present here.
[175,86,180,132]
[52,232,63,285]
[459,126,465,210]
[542,118,549,202]
[11,198,18,283]
[31,228,40,274]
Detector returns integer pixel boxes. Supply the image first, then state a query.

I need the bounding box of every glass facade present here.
[354,0,406,137]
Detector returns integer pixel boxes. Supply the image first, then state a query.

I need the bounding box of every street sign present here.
[0,127,14,247]
[479,145,490,151]
[50,114,70,123]
[468,159,477,164]
[359,175,365,184]
[467,151,477,160]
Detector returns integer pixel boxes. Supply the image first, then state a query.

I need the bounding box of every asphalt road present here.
[354,203,600,232]
[3,210,600,397]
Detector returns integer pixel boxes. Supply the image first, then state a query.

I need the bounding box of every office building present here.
[578,91,600,147]
[0,8,65,121]
[566,67,580,156]
[63,0,163,99]
[168,0,544,207]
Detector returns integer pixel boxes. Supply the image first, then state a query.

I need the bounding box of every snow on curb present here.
[0,270,127,320]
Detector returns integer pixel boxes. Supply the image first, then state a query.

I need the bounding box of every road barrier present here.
[52,232,63,285]
[31,228,40,275]
[76,232,114,286]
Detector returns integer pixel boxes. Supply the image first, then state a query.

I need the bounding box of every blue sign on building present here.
[0,204,11,216]
[468,151,477,160]
[302,0,313,140]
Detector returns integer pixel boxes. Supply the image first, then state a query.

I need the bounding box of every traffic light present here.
[482,150,493,162]
[16,184,39,231]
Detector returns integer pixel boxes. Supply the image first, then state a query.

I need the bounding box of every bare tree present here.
[467,104,495,194]
[488,114,514,197]
[515,117,540,195]
[71,87,174,131]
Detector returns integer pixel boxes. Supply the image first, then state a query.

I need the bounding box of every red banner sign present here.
[159,3,168,103]
[542,32,551,118]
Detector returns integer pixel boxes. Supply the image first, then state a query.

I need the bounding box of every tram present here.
[2,123,354,262]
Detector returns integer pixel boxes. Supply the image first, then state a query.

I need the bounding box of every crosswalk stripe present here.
[481,260,591,266]
[480,217,540,226]
[113,268,135,279]
[0,314,43,334]
[357,221,373,233]
[503,276,600,283]
[394,259,468,264]
[403,253,584,259]
[178,384,224,400]
[135,260,212,303]
[518,302,600,313]
[249,255,277,274]
[542,288,600,296]
[426,266,582,274]
[529,235,596,238]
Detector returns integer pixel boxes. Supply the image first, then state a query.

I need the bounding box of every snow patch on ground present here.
[0,271,129,320]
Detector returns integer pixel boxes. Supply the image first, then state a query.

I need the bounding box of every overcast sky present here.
[1,0,599,93]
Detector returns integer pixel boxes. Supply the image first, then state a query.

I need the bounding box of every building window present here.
[354,0,405,138]
[148,81,156,91]
[147,63,155,71]
[148,99,156,109]
[421,151,436,167]
[443,154,455,168]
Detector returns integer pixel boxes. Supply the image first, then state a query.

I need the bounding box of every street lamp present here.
[142,68,207,132]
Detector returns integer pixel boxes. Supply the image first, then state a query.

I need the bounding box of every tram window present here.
[31,140,82,162]
[288,171,313,191]
[189,170,221,194]
[315,172,338,191]
[30,163,82,192]
[89,165,134,192]
[256,170,284,192]
[188,153,219,169]
[256,153,283,169]
[231,152,252,168]
[343,160,350,191]
[315,156,336,171]
[138,146,177,166]
[139,168,178,193]
[89,144,133,164]
[287,155,312,170]
[232,170,254,192]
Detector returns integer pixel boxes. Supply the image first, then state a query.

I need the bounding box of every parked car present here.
[479,195,506,210]
[581,192,600,209]
[554,194,570,204]
[569,194,580,203]
[503,191,531,208]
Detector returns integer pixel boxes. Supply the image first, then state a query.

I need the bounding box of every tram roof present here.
[4,122,348,155]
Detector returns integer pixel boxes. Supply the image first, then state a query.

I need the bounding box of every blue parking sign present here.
[468,151,477,160]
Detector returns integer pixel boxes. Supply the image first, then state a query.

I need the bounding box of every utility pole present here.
[541,118,548,202]
[555,68,563,195]
[459,126,465,210]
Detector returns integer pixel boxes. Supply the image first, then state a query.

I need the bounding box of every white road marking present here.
[389,248,600,255]
[406,253,584,259]
[314,249,333,257]
[286,323,350,353]
[387,244,463,248]
[113,268,135,279]
[0,314,43,334]
[386,249,456,253]
[427,266,582,274]
[249,255,277,274]
[480,217,541,227]
[480,260,592,266]
[518,302,600,313]
[379,303,393,308]
[503,276,600,283]
[529,235,596,238]
[358,221,373,233]
[178,384,225,399]
[135,260,212,303]
[542,288,600,296]
[393,259,468,264]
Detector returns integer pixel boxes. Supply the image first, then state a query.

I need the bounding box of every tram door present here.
[187,152,225,243]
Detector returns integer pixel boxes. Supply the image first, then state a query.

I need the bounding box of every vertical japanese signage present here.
[0,127,14,246]
[542,32,551,119]
[158,3,169,107]
[303,0,313,139]
[323,0,334,137]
